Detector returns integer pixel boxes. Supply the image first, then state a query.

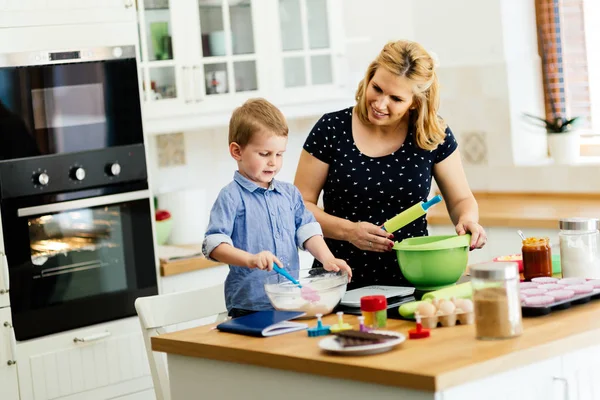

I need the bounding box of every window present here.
[535,0,600,152]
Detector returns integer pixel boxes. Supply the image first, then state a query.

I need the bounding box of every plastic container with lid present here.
[559,217,600,279]
[470,262,523,340]
[360,295,387,329]
[522,237,552,281]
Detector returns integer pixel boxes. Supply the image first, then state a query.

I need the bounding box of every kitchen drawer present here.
[16,317,152,400]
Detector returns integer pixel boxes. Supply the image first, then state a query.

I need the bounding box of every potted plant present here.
[524,113,581,164]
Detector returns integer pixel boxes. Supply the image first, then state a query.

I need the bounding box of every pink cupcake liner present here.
[524,295,555,306]
[520,282,540,289]
[531,277,558,284]
[585,279,600,288]
[537,284,566,291]
[521,288,548,296]
[559,278,587,286]
[567,284,594,294]
[545,289,575,301]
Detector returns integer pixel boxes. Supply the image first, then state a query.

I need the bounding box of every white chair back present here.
[135,285,227,400]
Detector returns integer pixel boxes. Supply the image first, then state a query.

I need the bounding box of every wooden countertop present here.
[427,191,600,229]
[159,244,224,277]
[152,300,600,392]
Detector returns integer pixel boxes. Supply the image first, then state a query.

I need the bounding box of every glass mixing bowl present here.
[264,268,348,318]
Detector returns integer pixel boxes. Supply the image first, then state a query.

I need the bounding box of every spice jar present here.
[471,262,522,340]
[559,217,600,279]
[522,236,552,281]
[360,295,387,329]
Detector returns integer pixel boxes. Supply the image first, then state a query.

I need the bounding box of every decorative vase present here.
[548,131,580,164]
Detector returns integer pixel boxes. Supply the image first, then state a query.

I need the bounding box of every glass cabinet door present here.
[138,0,178,103]
[279,0,333,88]
[196,0,258,96]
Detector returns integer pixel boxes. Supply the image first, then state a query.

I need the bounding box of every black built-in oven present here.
[0,46,158,340]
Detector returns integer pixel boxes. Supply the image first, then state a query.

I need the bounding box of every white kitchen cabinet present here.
[561,344,600,400]
[0,0,137,28]
[137,0,347,133]
[0,307,19,400]
[442,356,564,400]
[16,316,152,400]
[0,251,9,309]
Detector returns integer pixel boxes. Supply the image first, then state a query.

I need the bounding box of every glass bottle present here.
[559,217,600,278]
[471,262,523,340]
[522,237,552,281]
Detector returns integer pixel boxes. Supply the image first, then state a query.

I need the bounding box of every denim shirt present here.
[202,171,322,312]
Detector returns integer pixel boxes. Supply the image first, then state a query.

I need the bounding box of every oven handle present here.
[18,190,151,217]
[73,331,111,343]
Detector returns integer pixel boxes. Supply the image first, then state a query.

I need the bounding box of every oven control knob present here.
[70,167,86,181]
[106,162,121,177]
[34,172,49,186]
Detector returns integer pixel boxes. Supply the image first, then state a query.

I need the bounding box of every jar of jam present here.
[522,237,552,281]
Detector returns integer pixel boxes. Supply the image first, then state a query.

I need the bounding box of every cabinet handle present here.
[73,331,111,343]
[4,321,17,366]
[553,377,570,400]
[0,252,8,294]
[193,65,202,103]
[123,0,134,8]
[182,66,192,104]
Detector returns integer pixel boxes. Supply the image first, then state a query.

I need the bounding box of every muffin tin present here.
[521,277,600,316]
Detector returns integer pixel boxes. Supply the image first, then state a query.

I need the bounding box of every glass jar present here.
[522,237,552,281]
[559,217,600,278]
[471,262,523,340]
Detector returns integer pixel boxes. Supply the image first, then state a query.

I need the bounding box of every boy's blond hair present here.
[229,98,288,146]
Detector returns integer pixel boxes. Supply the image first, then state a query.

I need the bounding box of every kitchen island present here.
[152,300,600,400]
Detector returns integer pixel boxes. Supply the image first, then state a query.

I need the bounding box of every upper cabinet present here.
[0,0,137,27]
[137,0,347,133]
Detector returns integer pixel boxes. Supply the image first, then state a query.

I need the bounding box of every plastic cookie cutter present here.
[408,312,431,339]
[357,315,368,332]
[307,313,330,337]
[329,311,352,333]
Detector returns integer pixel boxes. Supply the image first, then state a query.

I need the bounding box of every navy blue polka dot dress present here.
[303,107,458,289]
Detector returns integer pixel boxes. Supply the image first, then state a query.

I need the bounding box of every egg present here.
[438,300,456,315]
[460,299,474,313]
[417,302,437,317]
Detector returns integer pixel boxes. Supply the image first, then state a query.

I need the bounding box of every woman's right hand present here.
[347,222,395,252]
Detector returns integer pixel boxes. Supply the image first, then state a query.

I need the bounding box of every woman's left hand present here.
[455,220,487,250]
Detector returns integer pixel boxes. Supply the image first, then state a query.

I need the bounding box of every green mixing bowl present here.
[393,235,470,291]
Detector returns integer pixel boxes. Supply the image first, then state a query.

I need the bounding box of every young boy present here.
[202,98,352,318]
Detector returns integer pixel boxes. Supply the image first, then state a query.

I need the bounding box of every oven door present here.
[2,186,157,340]
[0,46,143,160]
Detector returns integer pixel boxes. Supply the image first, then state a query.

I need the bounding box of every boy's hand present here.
[248,251,281,271]
[321,258,352,281]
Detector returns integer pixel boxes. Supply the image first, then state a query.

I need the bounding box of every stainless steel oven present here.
[0,45,157,341]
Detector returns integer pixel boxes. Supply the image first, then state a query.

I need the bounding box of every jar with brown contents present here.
[522,237,552,281]
[470,262,523,340]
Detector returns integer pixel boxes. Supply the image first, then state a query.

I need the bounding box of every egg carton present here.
[420,311,475,329]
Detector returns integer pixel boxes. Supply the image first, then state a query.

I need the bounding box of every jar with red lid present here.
[522,237,552,281]
[360,295,387,329]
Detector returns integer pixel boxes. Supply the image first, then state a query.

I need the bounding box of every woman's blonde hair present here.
[355,40,446,151]
[229,98,288,146]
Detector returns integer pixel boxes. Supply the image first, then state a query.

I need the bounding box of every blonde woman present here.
[294,40,486,289]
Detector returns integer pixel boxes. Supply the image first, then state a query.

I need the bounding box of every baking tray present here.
[521,288,600,317]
